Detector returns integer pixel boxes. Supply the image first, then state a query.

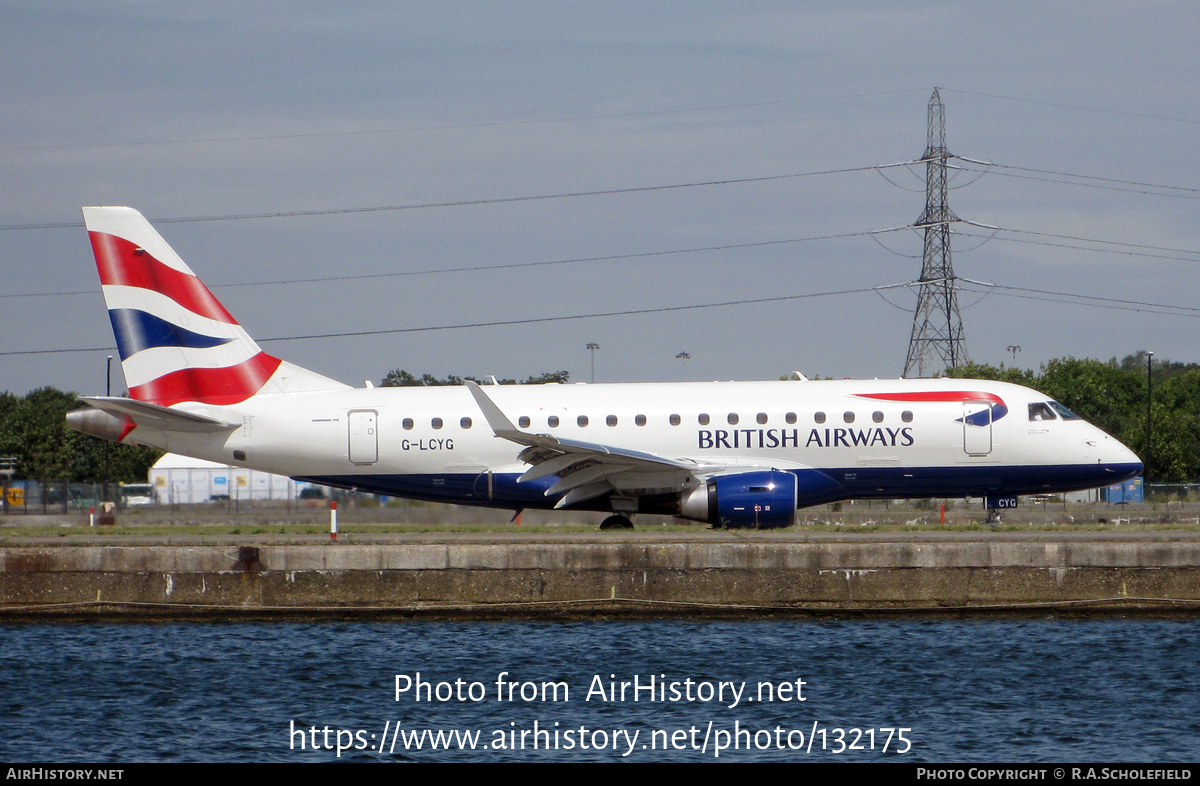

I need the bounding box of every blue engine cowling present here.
[713,470,797,529]
[679,469,845,529]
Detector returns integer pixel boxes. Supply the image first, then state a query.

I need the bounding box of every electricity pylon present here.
[903,88,969,378]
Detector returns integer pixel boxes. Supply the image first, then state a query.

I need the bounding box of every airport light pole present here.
[104,355,114,505]
[586,342,600,383]
[1146,351,1154,485]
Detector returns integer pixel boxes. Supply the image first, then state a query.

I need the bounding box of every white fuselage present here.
[123,376,1142,515]
[72,207,1144,526]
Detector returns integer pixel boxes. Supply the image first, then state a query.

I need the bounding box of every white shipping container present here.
[149,454,322,503]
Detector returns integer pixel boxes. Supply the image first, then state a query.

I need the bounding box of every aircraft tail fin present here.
[83,206,348,406]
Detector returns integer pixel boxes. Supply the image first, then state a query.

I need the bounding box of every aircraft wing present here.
[466,381,710,507]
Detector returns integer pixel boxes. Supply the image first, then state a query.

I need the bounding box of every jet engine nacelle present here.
[679,470,798,529]
[679,468,847,529]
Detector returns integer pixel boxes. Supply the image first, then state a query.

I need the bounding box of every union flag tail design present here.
[83,206,347,406]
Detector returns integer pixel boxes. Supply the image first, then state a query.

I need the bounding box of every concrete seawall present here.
[3,533,1199,618]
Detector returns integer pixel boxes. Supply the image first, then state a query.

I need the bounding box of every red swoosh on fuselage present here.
[853,391,1004,406]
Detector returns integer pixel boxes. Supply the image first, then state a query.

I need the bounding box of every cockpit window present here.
[1028,402,1057,421]
[1048,401,1080,420]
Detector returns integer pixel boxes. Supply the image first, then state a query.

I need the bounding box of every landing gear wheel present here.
[599,515,634,531]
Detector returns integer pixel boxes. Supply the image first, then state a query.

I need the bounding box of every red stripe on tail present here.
[128,352,282,406]
[90,231,237,323]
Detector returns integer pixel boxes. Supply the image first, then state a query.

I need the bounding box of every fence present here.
[0,479,333,515]
[1,481,118,514]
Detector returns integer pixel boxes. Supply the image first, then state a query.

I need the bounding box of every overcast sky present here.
[2,1,1199,396]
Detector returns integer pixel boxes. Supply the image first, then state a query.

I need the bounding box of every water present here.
[1,619,1197,762]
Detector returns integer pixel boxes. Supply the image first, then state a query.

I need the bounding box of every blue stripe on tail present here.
[108,308,234,359]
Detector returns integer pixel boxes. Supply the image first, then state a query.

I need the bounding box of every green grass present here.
[3,517,1200,539]
[0,522,665,538]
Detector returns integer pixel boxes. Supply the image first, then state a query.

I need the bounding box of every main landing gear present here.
[599,515,634,530]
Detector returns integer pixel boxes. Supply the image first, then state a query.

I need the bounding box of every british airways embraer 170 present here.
[67,206,1142,529]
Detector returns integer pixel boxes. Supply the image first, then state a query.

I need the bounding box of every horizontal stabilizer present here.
[80,396,240,433]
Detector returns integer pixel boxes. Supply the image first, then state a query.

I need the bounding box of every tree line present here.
[0,388,160,482]
[1,355,1192,483]
[0,372,573,483]
[381,369,570,387]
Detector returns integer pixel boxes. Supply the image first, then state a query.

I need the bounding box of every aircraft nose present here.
[1089,430,1143,478]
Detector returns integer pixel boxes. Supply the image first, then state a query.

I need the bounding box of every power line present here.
[8,213,1199,303]
[961,222,1200,258]
[10,275,1200,359]
[958,279,1200,318]
[952,230,1200,264]
[940,88,1200,126]
[0,282,909,357]
[10,216,1200,302]
[955,157,1200,195]
[0,227,909,300]
[0,161,916,232]
[958,287,1200,319]
[950,162,1200,201]
[262,283,911,343]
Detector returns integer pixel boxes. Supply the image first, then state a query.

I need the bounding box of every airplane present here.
[66,206,1143,529]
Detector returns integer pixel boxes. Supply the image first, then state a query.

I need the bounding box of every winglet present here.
[465,380,523,439]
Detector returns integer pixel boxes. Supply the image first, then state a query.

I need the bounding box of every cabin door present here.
[961,400,993,456]
[348,410,379,464]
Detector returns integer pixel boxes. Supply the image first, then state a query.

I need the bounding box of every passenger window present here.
[814,412,826,424]
[402,418,414,430]
[1049,401,1081,420]
[1028,402,1057,422]
[548,416,560,428]
[901,411,913,423]
[872,411,884,423]
[460,417,472,429]
[785,412,796,424]
[606,415,618,427]
[669,414,681,426]
[431,417,443,429]
[727,413,739,425]
[756,413,768,425]
[577,415,589,427]
[518,416,531,428]
[698,413,710,426]
[843,412,855,424]
[635,415,647,426]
